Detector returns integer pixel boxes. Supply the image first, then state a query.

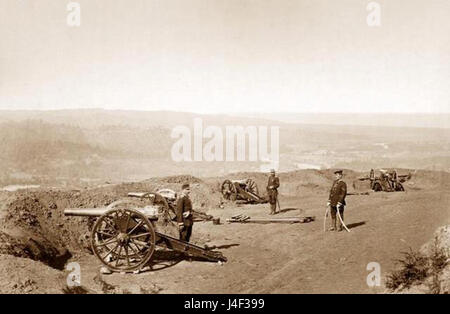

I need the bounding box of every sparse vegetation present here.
[93,274,118,294]
[386,249,429,291]
[386,239,449,293]
[62,285,90,294]
[427,237,449,294]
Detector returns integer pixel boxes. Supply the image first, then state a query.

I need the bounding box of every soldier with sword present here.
[325,170,349,232]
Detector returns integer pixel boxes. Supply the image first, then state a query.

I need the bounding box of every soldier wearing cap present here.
[176,183,194,242]
[327,170,347,231]
[266,169,280,215]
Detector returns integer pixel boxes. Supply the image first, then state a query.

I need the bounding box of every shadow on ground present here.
[144,243,238,272]
[347,221,366,229]
[277,207,304,214]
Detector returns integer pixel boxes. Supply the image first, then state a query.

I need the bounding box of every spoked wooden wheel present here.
[91,206,156,272]
[152,191,176,220]
[221,180,237,200]
[245,179,259,195]
[372,182,382,192]
[396,182,405,192]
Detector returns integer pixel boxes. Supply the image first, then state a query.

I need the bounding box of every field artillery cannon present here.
[129,189,214,222]
[357,169,411,192]
[221,179,267,204]
[64,192,226,273]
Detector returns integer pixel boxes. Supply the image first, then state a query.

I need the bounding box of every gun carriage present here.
[358,169,411,192]
[64,192,226,273]
[221,179,267,204]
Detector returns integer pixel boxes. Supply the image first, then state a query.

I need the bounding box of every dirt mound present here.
[421,225,450,259]
[387,225,450,294]
[404,170,450,190]
[154,175,202,184]
[0,230,68,269]
[0,190,111,268]
[278,169,336,196]
[0,174,222,268]
[0,254,65,294]
[98,176,220,210]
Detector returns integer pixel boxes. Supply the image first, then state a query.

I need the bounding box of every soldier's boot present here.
[269,203,276,215]
[328,217,336,231]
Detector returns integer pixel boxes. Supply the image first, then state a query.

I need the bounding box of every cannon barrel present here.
[64,207,110,217]
[64,205,159,219]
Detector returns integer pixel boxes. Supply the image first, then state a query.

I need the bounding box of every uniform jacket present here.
[267,176,280,191]
[176,194,193,226]
[328,180,347,207]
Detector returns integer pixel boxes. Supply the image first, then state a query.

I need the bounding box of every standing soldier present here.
[177,183,194,242]
[369,168,375,190]
[266,169,280,215]
[327,170,347,231]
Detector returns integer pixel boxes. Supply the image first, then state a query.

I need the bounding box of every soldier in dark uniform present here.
[327,170,347,231]
[176,183,194,242]
[266,169,280,215]
[369,168,375,190]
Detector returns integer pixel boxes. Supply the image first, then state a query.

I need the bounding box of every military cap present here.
[334,169,343,174]
[181,183,190,189]
[270,169,276,173]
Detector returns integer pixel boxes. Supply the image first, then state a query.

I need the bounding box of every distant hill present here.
[0,120,174,183]
[0,120,107,180]
[244,112,450,129]
[0,109,279,129]
[0,110,448,187]
[0,120,101,161]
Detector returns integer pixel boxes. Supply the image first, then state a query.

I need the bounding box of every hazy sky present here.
[0,0,449,113]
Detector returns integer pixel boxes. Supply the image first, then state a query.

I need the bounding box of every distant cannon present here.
[64,192,226,273]
[357,169,411,192]
[221,179,267,204]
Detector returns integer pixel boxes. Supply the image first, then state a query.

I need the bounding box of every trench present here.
[0,230,74,270]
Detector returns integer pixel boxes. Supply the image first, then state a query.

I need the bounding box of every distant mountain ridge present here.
[1,109,448,129]
[242,112,450,129]
[0,109,280,129]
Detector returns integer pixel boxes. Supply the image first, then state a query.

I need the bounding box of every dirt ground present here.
[0,169,449,294]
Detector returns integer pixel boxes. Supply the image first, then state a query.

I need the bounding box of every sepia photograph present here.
[0,0,449,299]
